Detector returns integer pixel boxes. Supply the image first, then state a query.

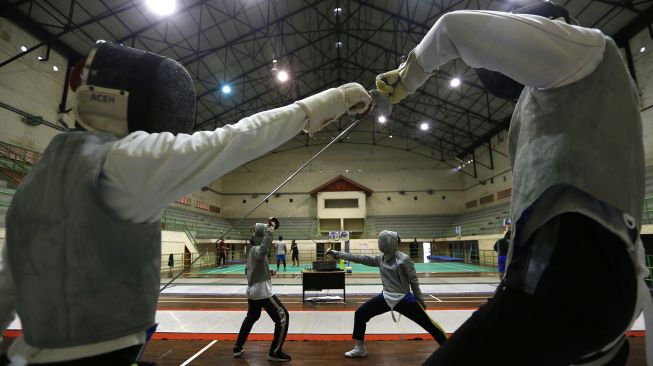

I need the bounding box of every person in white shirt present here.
[275,236,287,272]
[0,41,371,365]
[376,2,646,365]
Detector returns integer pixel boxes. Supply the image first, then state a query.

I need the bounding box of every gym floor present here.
[2,275,647,365]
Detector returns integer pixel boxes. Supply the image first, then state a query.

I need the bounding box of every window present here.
[195,201,209,210]
[176,197,191,206]
[209,205,220,214]
[324,199,358,208]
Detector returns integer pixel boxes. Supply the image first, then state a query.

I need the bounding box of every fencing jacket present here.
[5,132,161,349]
[0,102,312,363]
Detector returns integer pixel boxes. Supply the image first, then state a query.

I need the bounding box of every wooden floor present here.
[141,338,647,366]
[1,337,645,365]
[156,294,491,310]
[1,295,647,365]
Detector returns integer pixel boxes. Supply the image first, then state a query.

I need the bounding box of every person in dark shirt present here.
[290,240,299,266]
[493,230,511,280]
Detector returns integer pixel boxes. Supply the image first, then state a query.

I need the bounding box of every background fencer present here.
[376,1,646,365]
[233,220,291,362]
[326,230,447,358]
[0,41,371,365]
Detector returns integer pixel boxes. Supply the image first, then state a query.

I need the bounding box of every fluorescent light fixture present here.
[146,0,176,16]
[221,85,231,94]
[420,122,429,131]
[450,78,461,87]
[378,116,387,123]
[277,70,289,82]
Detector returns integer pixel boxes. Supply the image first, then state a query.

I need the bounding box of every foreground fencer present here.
[0,41,371,365]
[233,219,290,361]
[376,1,647,365]
[326,230,447,357]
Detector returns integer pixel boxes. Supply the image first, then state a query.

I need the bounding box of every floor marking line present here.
[179,340,217,366]
[429,295,443,302]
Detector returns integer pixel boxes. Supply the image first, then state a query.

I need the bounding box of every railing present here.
[0,140,41,184]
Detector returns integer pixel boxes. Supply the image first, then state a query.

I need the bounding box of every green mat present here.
[195,261,495,275]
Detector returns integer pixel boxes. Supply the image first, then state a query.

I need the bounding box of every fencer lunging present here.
[327,230,447,358]
[0,40,371,365]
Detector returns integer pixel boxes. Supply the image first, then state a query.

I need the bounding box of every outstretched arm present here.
[377,10,605,103]
[328,249,379,267]
[416,10,605,89]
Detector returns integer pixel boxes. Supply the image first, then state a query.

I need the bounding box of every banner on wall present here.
[329,231,340,240]
[340,231,349,240]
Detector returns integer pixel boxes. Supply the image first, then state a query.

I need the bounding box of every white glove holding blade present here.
[325,247,338,258]
[297,82,372,136]
[376,49,432,104]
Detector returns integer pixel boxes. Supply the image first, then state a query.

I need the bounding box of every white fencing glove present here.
[376,49,432,104]
[325,248,337,258]
[297,83,372,136]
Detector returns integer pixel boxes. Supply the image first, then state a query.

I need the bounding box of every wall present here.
[0,19,74,152]
[317,191,366,219]
[216,143,466,218]
[631,27,653,165]
[459,132,513,211]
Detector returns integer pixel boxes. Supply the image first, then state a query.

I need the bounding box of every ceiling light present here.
[389,135,393,138]
[420,122,429,131]
[20,45,27,52]
[37,56,43,61]
[378,116,386,123]
[641,46,646,53]
[52,65,59,72]
[146,0,176,16]
[450,78,461,87]
[221,85,232,94]
[277,70,289,82]
[335,41,343,49]
[345,169,349,172]
[333,7,343,16]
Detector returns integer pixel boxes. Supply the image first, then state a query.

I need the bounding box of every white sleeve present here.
[414,10,606,89]
[0,244,16,340]
[100,103,309,223]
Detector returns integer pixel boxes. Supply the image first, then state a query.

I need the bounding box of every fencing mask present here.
[71,41,195,136]
[475,1,574,100]
[250,223,267,246]
[378,230,400,257]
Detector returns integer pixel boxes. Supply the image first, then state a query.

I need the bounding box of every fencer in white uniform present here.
[0,41,371,365]
[377,2,648,365]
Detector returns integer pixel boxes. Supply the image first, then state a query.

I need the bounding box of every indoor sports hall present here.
[1,1,652,365]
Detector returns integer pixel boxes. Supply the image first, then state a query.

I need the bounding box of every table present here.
[301,270,345,303]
